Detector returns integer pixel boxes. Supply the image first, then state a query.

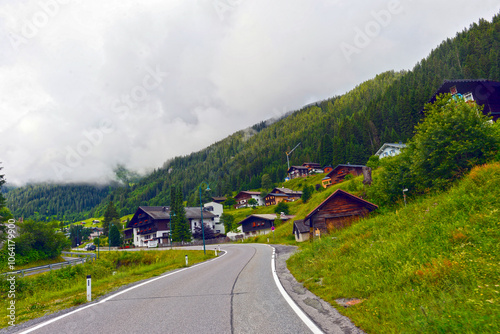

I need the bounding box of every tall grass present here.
[0,250,213,328]
[287,162,500,333]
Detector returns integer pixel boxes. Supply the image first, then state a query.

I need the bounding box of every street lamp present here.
[199,182,211,255]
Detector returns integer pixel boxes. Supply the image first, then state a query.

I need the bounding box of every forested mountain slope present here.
[5,184,111,222]
[7,14,500,220]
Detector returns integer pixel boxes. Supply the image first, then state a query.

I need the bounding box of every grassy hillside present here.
[287,162,500,333]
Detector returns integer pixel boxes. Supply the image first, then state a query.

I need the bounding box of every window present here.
[464,92,474,102]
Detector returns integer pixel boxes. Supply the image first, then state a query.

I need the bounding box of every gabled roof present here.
[375,143,407,156]
[305,189,378,221]
[287,165,309,173]
[139,206,172,220]
[128,206,216,227]
[237,214,295,225]
[238,214,278,225]
[302,162,321,167]
[269,187,302,196]
[293,219,309,234]
[426,79,500,119]
[234,191,261,198]
[325,164,366,178]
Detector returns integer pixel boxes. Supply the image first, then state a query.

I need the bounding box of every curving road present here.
[16,244,320,334]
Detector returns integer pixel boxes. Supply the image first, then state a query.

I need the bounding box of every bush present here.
[368,95,500,206]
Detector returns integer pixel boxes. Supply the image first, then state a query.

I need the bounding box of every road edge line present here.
[18,250,228,334]
[269,246,324,334]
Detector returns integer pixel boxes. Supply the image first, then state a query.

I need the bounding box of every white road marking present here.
[19,250,227,334]
[269,246,324,334]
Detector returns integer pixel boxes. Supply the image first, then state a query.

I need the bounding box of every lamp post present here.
[199,182,211,255]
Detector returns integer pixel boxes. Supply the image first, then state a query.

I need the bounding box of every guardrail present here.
[2,252,96,277]
[62,251,97,261]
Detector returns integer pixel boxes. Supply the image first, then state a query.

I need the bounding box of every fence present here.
[2,252,96,277]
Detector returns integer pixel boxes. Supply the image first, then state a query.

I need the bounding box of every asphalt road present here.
[14,244,319,334]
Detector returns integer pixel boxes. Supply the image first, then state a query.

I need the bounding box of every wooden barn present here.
[238,214,295,238]
[304,189,378,235]
[321,164,366,188]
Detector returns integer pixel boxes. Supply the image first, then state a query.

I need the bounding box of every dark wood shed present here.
[304,189,378,235]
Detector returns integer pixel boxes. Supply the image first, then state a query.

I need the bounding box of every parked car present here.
[85,244,96,251]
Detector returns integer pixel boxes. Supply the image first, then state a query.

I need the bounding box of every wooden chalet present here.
[302,162,323,173]
[321,164,366,188]
[126,206,216,247]
[234,191,264,209]
[304,189,378,235]
[427,80,500,121]
[211,196,226,204]
[264,187,302,206]
[123,228,133,244]
[292,219,310,242]
[238,214,295,238]
[323,165,333,174]
[287,166,309,179]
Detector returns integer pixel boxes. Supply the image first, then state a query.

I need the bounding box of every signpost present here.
[86,275,91,302]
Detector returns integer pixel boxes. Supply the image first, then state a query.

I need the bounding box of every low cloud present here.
[0,0,498,185]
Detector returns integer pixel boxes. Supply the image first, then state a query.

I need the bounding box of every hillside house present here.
[302,162,323,174]
[322,166,334,174]
[204,201,225,234]
[127,206,216,247]
[375,143,406,159]
[427,80,500,121]
[304,189,378,236]
[238,213,295,238]
[287,165,309,179]
[264,187,302,206]
[321,164,366,188]
[234,191,264,209]
[211,196,226,204]
[292,219,310,242]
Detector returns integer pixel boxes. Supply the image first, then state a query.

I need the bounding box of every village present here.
[77,79,500,250]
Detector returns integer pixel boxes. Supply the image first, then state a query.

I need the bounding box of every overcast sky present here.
[0,0,498,185]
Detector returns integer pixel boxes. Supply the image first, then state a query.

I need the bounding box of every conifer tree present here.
[176,187,191,242]
[102,201,120,236]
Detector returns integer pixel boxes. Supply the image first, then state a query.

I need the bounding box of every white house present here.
[234,191,264,209]
[204,201,225,234]
[127,206,216,247]
[375,143,406,159]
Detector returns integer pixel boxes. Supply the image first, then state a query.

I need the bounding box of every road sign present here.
[271,226,275,231]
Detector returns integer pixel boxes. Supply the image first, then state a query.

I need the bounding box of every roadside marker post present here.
[86,275,91,302]
[185,255,188,266]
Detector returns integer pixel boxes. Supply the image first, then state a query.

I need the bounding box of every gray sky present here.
[0,0,499,185]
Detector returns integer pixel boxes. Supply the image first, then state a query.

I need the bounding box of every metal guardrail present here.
[62,251,97,260]
[2,252,96,277]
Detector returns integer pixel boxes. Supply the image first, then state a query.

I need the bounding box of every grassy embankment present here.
[287,162,500,333]
[1,249,214,328]
[233,172,367,245]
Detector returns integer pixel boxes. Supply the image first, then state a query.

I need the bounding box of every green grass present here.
[0,256,66,273]
[0,250,214,328]
[287,162,500,333]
